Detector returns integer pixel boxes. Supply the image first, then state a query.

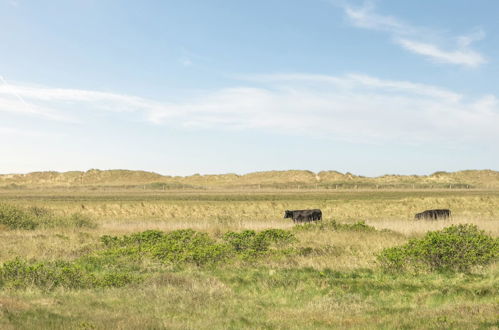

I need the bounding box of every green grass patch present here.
[0,258,137,290]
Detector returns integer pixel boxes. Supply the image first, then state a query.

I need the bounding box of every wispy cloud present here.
[339,1,486,67]
[179,58,193,67]
[1,74,498,145]
[0,76,71,121]
[397,39,485,67]
[0,126,60,138]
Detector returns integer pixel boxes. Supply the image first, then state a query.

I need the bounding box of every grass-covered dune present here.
[0,190,498,329]
[1,168,499,189]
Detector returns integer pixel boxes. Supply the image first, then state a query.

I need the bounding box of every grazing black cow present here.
[284,209,322,223]
[414,209,451,220]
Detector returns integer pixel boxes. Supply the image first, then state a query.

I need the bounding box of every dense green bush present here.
[0,203,38,229]
[223,229,296,258]
[150,229,230,266]
[101,229,164,247]
[100,228,297,265]
[378,224,499,273]
[257,229,296,244]
[223,230,263,252]
[101,229,231,266]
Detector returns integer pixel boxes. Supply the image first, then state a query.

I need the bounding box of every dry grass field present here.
[0,188,498,329]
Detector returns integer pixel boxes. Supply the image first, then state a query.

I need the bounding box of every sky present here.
[1,0,498,176]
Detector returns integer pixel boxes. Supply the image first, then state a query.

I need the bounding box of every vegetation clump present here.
[378,224,499,273]
[223,229,296,258]
[294,220,377,232]
[100,228,297,265]
[0,203,96,230]
[0,203,38,230]
[101,229,230,266]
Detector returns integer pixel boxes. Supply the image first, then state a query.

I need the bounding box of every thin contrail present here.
[0,75,32,108]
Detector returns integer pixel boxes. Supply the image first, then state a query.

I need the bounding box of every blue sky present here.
[1,0,498,176]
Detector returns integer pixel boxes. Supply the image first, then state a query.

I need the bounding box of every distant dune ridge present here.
[1,169,499,189]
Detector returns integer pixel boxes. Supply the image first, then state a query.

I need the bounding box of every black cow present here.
[284,209,322,223]
[414,209,451,220]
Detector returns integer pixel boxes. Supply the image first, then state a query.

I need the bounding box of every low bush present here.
[294,220,376,232]
[0,203,38,230]
[223,229,296,259]
[258,229,296,244]
[223,230,264,252]
[100,228,297,265]
[150,230,230,266]
[0,203,97,230]
[0,228,298,290]
[101,229,231,266]
[378,224,499,273]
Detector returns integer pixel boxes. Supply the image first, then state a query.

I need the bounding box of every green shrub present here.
[258,229,296,244]
[294,220,376,232]
[0,203,38,230]
[101,229,231,266]
[223,229,296,259]
[378,224,499,273]
[337,221,376,232]
[95,272,138,288]
[223,230,263,252]
[100,228,297,265]
[101,229,164,247]
[149,229,230,266]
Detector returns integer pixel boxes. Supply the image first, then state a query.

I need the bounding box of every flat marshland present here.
[0,189,498,329]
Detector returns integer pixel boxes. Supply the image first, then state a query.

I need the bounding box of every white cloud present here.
[248,73,461,102]
[397,39,485,67]
[1,74,498,145]
[340,1,486,67]
[343,1,414,34]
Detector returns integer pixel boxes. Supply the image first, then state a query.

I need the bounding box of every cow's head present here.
[284,210,293,218]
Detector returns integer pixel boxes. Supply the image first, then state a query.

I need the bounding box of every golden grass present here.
[369,216,499,237]
[1,189,497,267]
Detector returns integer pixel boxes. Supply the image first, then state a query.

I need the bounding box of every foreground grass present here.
[1,266,498,329]
[0,190,498,329]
